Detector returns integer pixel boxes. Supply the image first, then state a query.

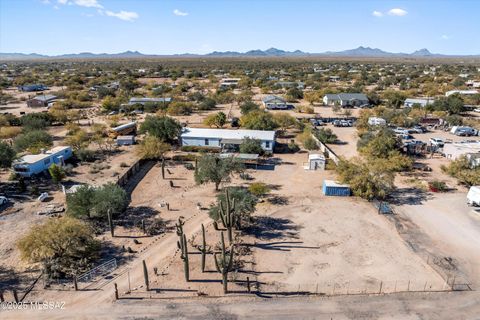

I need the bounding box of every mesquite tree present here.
[214,232,235,294]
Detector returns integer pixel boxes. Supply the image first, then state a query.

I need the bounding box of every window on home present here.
[205,138,209,146]
[265,141,270,148]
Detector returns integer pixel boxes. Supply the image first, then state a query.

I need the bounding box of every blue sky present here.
[1,0,479,55]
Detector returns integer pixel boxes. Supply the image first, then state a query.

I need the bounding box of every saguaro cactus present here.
[142,260,149,291]
[196,224,209,272]
[214,232,235,294]
[107,209,115,237]
[176,218,189,281]
[218,188,237,243]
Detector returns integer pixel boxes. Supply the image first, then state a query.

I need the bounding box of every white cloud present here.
[388,8,408,16]
[372,11,383,17]
[173,9,188,16]
[74,0,103,9]
[41,0,51,4]
[57,0,68,4]
[441,35,451,40]
[106,10,139,22]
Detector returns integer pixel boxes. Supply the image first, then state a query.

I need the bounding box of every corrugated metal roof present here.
[181,127,275,141]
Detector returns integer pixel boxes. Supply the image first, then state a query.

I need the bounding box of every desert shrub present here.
[166,102,194,115]
[314,128,338,144]
[76,148,96,162]
[239,137,263,155]
[184,163,195,170]
[303,137,319,150]
[428,180,448,192]
[180,145,220,153]
[14,130,53,153]
[197,98,216,111]
[248,182,270,197]
[17,217,100,278]
[145,217,169,236]
[48,164,66,184]
[136,135,170,160]
[0,126,22,139]
[441,156,480,186]
[0,141,16,168]
[240,101,260,115]
[287,141,300,153]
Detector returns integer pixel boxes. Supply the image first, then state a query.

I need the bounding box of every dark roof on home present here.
[325,93,368,101]
[262,95,286,103]
[129,97,172,104]
[30,95,57,102]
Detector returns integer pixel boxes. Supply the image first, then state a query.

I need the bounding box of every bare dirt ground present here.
[2,152,450,319]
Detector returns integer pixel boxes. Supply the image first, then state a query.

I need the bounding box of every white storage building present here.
[12,146,73,177]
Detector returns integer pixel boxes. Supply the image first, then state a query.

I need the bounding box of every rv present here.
[467,186,480,206]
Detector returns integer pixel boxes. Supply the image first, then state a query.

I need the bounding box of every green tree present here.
[337,158,395,200]
[0,141,16,168]
[240,101,260,115]
[48,164,66,184]
[314,128,338,144]
[240,111,278,130]
[14,130,53,153]
[136,135,170,160]
[209,186,257,227]
[17,217,100,278]
[204,112,227,128]
[239,137,263,154]
[139,115,182,143]
[66,183,128,219]
[194,154,244,191]
[273,112,297,133]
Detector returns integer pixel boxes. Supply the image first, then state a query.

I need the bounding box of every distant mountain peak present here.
[411,48,432,56]
[0,47,477,60]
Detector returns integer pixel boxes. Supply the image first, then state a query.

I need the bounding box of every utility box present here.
[323,180,351,196]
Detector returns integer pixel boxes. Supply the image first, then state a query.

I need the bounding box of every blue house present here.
[13,146,72,177]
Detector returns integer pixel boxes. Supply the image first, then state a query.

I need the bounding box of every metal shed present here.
[322,180,351,196]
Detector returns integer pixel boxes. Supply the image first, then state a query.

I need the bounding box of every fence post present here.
[13,289,18,303]
[73,277,78,291]
[379,281,383,294]
[247,277,251,293]
[114,283,119,300]
[0,291,4,302]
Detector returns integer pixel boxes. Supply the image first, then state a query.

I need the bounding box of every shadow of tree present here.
[388,187,432,206]
[242,216,300,240]
[267,195,289,206]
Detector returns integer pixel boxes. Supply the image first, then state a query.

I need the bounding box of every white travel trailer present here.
[467,186,480,206]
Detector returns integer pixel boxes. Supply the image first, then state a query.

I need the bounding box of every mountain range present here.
[1,47,479,60]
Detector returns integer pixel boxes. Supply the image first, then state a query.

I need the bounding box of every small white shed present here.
[117,135,135,146]
[306,154,326,170]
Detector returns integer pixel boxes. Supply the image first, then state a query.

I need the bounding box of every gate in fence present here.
[77,258,117,288]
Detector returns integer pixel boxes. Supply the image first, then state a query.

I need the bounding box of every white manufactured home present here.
[12,146,73,177]
[180,128,275,152]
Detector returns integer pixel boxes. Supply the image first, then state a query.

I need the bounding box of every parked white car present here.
[429,138,444,148]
